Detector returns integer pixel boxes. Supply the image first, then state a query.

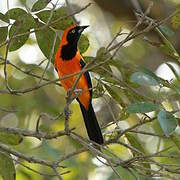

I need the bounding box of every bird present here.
[54,25,104,145]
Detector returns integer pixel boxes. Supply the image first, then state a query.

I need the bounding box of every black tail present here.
[78,102,104,144]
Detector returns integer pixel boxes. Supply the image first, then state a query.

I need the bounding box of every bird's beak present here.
[78,25,89,34]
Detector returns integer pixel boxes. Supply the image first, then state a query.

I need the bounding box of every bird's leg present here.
[64,88,83,133]
[64,89,73,133]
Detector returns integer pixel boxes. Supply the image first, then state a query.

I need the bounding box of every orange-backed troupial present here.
[54,25,104,144]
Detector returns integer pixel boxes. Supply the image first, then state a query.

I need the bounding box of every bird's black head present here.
[66,25,89,45]
[61,25,89,60]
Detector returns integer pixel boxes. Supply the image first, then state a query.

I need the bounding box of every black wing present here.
[79,59,92,100]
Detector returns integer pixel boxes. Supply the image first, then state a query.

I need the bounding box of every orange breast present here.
[55,52,90,110]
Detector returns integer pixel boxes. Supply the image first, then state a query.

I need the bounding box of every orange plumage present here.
[55,35,90,109]
[54,25,103,144]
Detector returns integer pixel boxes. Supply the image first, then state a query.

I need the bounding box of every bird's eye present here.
[71,29,75,34]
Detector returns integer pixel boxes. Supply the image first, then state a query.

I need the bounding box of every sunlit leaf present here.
[31,0,50,12]
[78,34,89,54]
[127,101,159,113]
[0,26,8,44]
[0,132,23,145]
[0,151,16,180]
[36,7,74,30]
[157,110,177,137]
[35,22,60,60]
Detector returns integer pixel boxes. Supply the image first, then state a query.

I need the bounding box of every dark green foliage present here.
[31,0,50,12]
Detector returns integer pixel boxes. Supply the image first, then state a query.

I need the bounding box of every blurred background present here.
[0,0,180,179]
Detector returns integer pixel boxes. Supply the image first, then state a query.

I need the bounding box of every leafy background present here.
[0,0,180,179]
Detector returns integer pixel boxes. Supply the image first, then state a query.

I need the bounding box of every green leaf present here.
[171,5,180,29]
[157,110,177,137]
[166,63,180,80]
[78,34,89,54]
[138,67,171,87]
[130,72,158,86]
[0,26,8,44]
[9,14,35,51]
[0,151,16,180]
[127,101,159,113]
[42,140,59,160]
[160,44,180,61]
[84,56,109,76]
[36,7,74,30]
[159,25,174,37]
[93,81,104,98]
[125,133,146,154]
[83,56,95,63]
[95,47,112,73]
[9,22,29,51]
[5,8,27,20]
[104,84,126,107]
[140,67,160,82]
[125,133,150,170]
[170,134,180,153]
[31,0,50,12]
[156,27,180,61]
[108,166,139,180]
[35,22,60,60]
[96,47,111,59]
[0,132,23,145]
[109,59,122,69]
[0,12,9,23]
